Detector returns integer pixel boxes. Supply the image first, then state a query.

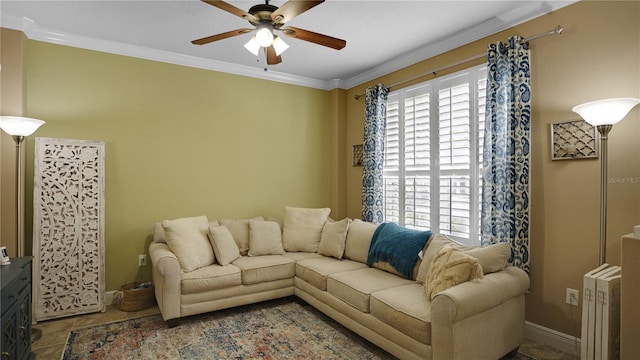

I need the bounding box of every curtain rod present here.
[354,25,563,100]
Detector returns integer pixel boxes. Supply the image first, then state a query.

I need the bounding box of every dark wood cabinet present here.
[1,257,34,360]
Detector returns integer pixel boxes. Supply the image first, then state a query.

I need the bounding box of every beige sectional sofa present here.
[149,207,530,360]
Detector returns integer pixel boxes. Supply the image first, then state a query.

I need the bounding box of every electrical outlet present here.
[566,288,579,307]
[138,254,147,267]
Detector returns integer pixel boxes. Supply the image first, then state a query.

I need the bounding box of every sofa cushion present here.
[367,222,431,279]
[248,220,285,256]
[416,234,462,284]
[425,246,484,300]
[220,217,264,256]
[283,252,323,261]
[282,206,331,252]
[154,219,219,244]
[371,284,432,345]
[318,218,351,259]
[181,263,241,294]
[344,219,378,263]
[296,257,367,291]
[208,225,241,266]
[462,242,511,274]
[162,215,215,272]
[231,255,295,285]
[327,268,414,313]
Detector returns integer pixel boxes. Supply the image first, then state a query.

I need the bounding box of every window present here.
[383,65,487,246]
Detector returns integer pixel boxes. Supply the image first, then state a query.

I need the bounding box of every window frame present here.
[382,64,487,246]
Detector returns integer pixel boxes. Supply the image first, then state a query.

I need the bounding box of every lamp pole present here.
[13,135,26,256]
[572,98,640,265]
[595,124,611,266]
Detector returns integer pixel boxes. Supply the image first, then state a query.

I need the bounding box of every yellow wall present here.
[0,29,28,257]
[1,0,638,339]
[343,1,639,336]
[20,41,332,289]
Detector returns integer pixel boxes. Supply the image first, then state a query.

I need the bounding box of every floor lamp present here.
[0,116,45,342]
[0,116,45,257]
[572,97,640,265]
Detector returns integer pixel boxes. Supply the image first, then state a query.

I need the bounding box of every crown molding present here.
[1,15,332,90]
[343,1,576,89]
[2,1,575,92]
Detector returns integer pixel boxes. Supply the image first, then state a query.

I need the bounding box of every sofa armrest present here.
[431,266,530,360]
[149,242,182,321]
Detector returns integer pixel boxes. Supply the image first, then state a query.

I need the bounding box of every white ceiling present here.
[0,0,575,89]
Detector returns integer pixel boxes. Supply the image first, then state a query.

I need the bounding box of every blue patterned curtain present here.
[362,84,389,223]
[481,37,531,273]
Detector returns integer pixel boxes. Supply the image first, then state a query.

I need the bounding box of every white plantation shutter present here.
[382,65,486,245]
[383,98,400,223]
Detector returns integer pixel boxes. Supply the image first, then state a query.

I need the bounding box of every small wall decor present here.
[352,144,364,166]
[550,120,598,160]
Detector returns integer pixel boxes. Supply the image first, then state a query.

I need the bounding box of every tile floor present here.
[32,304,577,360]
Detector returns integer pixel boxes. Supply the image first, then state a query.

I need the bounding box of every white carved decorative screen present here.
[33,137,105,321]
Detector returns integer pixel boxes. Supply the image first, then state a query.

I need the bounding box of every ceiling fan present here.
[191,0,346,65]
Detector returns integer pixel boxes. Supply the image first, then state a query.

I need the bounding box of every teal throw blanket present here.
[367,223,432,279]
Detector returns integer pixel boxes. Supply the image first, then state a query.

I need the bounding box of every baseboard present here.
[525,321,580,356]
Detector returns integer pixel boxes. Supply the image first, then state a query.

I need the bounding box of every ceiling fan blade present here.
[265,46,282,65]
[192,28,253,45]
[282,26,346,50]
[201,0,258,23]
[271,0,324,24]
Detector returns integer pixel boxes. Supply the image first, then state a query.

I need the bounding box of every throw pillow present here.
[162,215,215,272]
[248,220,285,256]
[282,206,331,252]
[208,225,241,266]
[416,234,463,284]
[220,217,264,255]
[424,245,484,300]
[318,218,351,259]
[462,242,511,274]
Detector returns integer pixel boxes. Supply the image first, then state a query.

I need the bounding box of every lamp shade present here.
[272,36,289,56]
[0,116,46,136]
[244,37,260,56]
[572,98,640,126]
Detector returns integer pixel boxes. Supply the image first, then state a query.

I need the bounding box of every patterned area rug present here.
[63,297,536,360]
[63,298,394,359]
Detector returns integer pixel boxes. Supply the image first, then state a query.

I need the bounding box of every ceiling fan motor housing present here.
[247,4,281,27]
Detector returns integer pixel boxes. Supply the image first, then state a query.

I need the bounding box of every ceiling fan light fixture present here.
[272,36,289,56]
[255,25,274,47]
[244,37,260,56]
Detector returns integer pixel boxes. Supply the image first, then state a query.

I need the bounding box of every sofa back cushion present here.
[154,219,218,244]
[416,234,461,284]
[417,234,511,284]
[162,215,215,272]
[282,207,331,252]
[219,217,264,255]
[344,219,378,263]
[463,243,511,273]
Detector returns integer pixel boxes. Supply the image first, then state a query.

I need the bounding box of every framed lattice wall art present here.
[550,120,598,160]
[33,137,106,321]
[352,144,364,166]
